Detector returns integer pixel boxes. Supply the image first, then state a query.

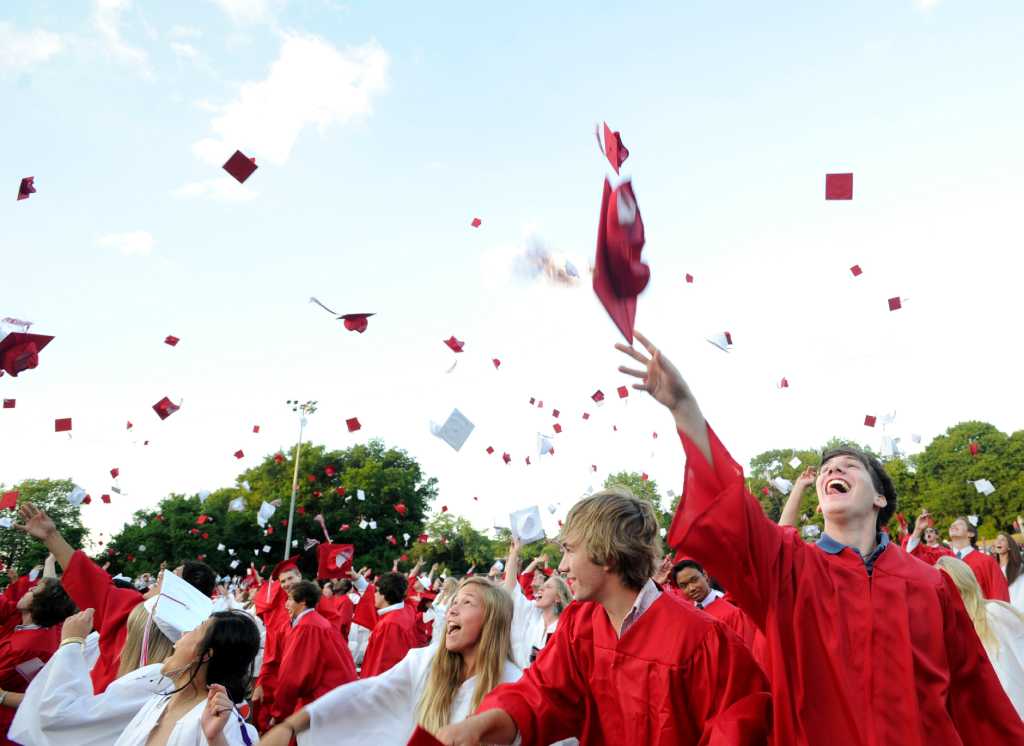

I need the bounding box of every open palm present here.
[615,330,694,412]
[14,503,56,541]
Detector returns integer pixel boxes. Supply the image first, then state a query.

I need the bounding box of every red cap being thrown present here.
[223,150,258,184]
[271,555,302,580]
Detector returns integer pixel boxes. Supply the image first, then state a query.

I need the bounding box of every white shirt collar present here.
[291,607,315,627]
[378,601,405,616]
[696,588,724,609]
[618,578,662,638]
[957,546,975,559]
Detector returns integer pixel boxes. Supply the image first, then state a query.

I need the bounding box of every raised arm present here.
[14,503,74,570]
[503,539,522,594]
[778,467,816,528]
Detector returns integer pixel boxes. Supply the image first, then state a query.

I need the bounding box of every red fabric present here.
[253,580,290,731]
[908,542,955,566]
[336,594,354,640]
[518,571,536,601]
[270,610,357,720]
[480,591,770,745]
[360,605,417,678]
[668,425,1024,745]
[316,543,354,580]
[406,725,445,745]
[60,550,143,693]
[353,583,378,631]
[3,576,36,605]
[0,625,61,744]
[962,549,1011,601]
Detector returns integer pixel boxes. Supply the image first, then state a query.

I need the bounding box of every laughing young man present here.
[614,330,1024,745]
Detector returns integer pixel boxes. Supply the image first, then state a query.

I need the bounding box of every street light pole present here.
[284,400,317,561]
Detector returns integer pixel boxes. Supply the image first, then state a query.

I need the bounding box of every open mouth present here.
[825,478,850,495]
[446,623,461,634]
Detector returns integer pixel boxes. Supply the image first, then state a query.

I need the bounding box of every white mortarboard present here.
[112,573,131,583]
[416,574,431,590]
[973,479,995,496]
[430,408,475,451]
[801,525,822,539]
[547,503,558,514]
[262,544,271,553]
[253,549,259,556]
[666,489,676,498]
[788,457,802,469]
[228,548,235,555]
[538,434,555,456]
[0,517,11,529]
[291,540,298,547]
[359,518,368,529]
[138,545,146,552]
[766,459,782,474]
[491,560,504,572]
[67,485,87,506]
[771,477,793,493]
[911,433,922,444]
[217,543,226,551]
[198,490,211,503]
[357,489,366,501]
[879,412,897,426]
[144,570,213,643]
[111,486,122,495]
[402,532,410,543]
[28,568,41,582]
[509,506,545,544]
[229,497,245,512]
[257,501,276,528]
[968,515,980,526]
[706,331,734,352]
[368,519,377,530]
[230,559,240,569]
[881,436,899,458]
[659,527,667,538]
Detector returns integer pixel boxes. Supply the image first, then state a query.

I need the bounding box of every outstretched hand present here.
[14,503,57,542]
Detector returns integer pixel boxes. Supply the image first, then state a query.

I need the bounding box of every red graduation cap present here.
[271,555,301,580]
[471,217,482,228]
[101,494,111,504]
[592,179,649,343]
[153,396,180,420]
[778,377,789,389]
[441,505,448,512]
[197,514,209,525]
[492,358,501,369]
[652,431,658,438]
[418,533,429,543]
[596,122,629,174]
[394,502,408,516]
[864,415,877,427]
[307,474,316,483]
[582,412,590,420]
[641,473,649,481]
[552,409,560,418]
[553,423,562,433]
[17,177,35,201]
[126,420,133,430]
[317,543,355,579]
[164,335,180,347]
[234,449,244,459]
[443,336,465,353]
[346,417,361,432]
[486,446,494,455]
[274,452,285,464]
[339,523,350,531]
[617,385,629,399]
[386,535,397,545]
[223,150,258,183]
[502,452,511,464]
[525,457,531,465]
[0,331,54,377]
[529,397,535,405]
[54,417,72,432]
[850,265,863,277]
[887,297,902,311]
[2,399,14,409]
[253,425,260,433]
[340,313,374,333]
[969,439,980,457]
[825,173,853,200]
[0,491,18,510]
[325,465,336,477]
[592,390,605,403]
[592,464,597,472]
[82,495,92,504]
[110,467,119,478]
[335,486,346,497]
[685,273,694,284]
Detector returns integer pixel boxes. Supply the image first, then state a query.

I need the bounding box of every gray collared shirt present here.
[815,531,890,576]
[618,578,663,638]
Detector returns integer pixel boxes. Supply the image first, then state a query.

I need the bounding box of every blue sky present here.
[3,0,1024,545]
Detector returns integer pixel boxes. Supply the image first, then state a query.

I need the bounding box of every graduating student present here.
[615,329,1024,744]
[0,578,76,744]
[671,559,761,655]
[909,515,1010,601]
[251,556,303,730]
[358,571,419,678]
[993,532,1024,611]
[502,538,572,668]
[270,580,357,722]
[937,556,1024,720]
[260,577,520,745]
[438,488,771,745]
[14,502,217,693]
[430,578,459,644]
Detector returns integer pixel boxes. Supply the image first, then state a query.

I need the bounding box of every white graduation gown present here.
[508,584,554,669]
[299,643,521,745]
[985,602,1024,721]
[114,693,257,746]
[1008,574,1024,614]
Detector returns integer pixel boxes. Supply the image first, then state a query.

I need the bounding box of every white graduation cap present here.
[0,517,11,529]
[973,479,995,496]
[416,574,431,590]
[111,486,122,495]
[228,548,235,556]
[144,570,213,643]
[801,525,822,539]
[968,515,980,526]
[879,412,897,427]
[359,518,369,529]
[217,543,226,551]
[137,545,146,552]
[229,559,240,569]
[788,457,802,469]
[538,434,555,457]
[430,408,476,451]
[198,490,211,503]
[706,331,734,352]
[357,489,366,501]
[402,532,410,543]
[112,573,132,583]
[368,519,377,530]
[547,503,558,515]
[659,527,667,538]
[228,497,245,512]
[257,501,276,528]
[771,477,793,493]
[911,433,923,444]
[262,544,271,553]
[253,549,260,556]
[666,489,676,499]
[67,485,87,506]
[491,560,504,572]
[291,540,298,547]
[880,436,900,458]
[767,459,782,474]
[509,506,545,544]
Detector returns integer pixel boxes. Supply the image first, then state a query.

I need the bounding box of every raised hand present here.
[200,684,234,741]
[14,503,56,541]
[794,466,816,492]
[61,608,95,641]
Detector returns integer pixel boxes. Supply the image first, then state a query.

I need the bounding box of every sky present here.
[2,0,1024,548]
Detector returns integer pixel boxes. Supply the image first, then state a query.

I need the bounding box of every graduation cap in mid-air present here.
[592,178,648,343]
[0,318,54,378]
[309,297,375,333]
[223,150,257,184]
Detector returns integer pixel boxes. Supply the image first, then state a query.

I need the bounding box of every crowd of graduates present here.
[0,333,1023,744]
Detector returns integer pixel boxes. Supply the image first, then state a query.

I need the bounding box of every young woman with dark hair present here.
[994,532,1024,611]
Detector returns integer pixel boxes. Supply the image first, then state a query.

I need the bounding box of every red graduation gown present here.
[480,591,770,745]
[0,624,60,745]
[270,609,357,720]
[60,549,143,692]
[669,425,1024,745]
[360,604,418,678]
[961,549,1011,602]
[908,541,955,566]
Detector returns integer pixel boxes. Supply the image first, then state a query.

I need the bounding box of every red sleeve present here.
[270,625,311,719]
[0,595,19,627]
[60,550,141,633]
[981,557,1011,602]
[939,572,1024,741]
[909,543,953,566]
[4,576,31,604]
[360,619,411,678]
[518,571,535,601]
[353,584,378,631]
[667,425,784,629]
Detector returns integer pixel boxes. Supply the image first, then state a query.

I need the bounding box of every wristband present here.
[60,636,85,647]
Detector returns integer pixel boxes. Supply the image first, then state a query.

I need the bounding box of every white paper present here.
[357,489,366,501]
[0,517,11,529]
[771,476,793,493]
[537,434,555,457]
[262,544,271,553]
[788,457,802,469]
[430,408,475,451]
[257,501,276,528]
[230,559,240,569]
[706,331,733,352]
[229,497,245,512]
[67,485,87,506]
[217,543,226,551]
[509,506,545,544]
[974,479,996,496]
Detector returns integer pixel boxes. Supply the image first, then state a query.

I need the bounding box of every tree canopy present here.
[0,479,87,577]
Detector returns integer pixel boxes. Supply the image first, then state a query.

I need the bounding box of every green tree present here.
[0,479,86,579]
[408,513,500,575]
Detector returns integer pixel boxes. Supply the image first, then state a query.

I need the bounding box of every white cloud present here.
[0,23,63,74]
[171,41,200,59]
[191,34,389,166]
[914,0,940,10]
[169,25,202,39]
[172,177,258,203]
[94,0,149,69]
[211,0,277,24]
[95,230,155,256]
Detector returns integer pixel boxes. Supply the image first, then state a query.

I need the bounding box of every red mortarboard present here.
[223,150,257,183]
[502,452,511,464]
[164,335,179,347]
[317,543,355,579]
[339,523,350,531]
[346,417,361,432]
[552,409,560,418]
[486,446,494,455]
[387,535,397,545]
[617,385,629,399]
[592,390,605,403]
[864,415,877,427]
[153,396,180,420]
[850,265,863,277]
[0,491,18,510]
[101,494,111,504]
[110,467,119,478]
[825,173,853,200]
[274,452,285,463]
[394,502,407,516]
[340,313,374,333]
[471,218,482,228]
[492,358,501,369]
[443,336,465,353]
[126,420,133,430]
[685,273,694,284]
[653,431,658,438]
[582,412,590,420]
[2,399,14,409]
[253,425,260,433]
[592,179,648,343]
[525,457,531,465]
[529,397,535,405]
[325,465,336,477]
[596,122,629,174]
[537,400,543,408]
[418,533,429,543]
[553,423,562,433]
[306,474,316,484]
[271,555,301,580]
[641,473,649,481]
[592,464,597,471]
[234,450,244,459]
[54,417,72,432]
[17,177,35,201]
[335,486,346,496]
[778,377,789,389]
[761,486,770,495]
[887,297,902,311]
[197,515,209,524]
[0,331,54,377]
[82,495,92,504]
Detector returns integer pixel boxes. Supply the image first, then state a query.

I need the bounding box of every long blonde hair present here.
[116,602,176,677]
[937,556,1024,655]
[415,577,514,734]
[436,577,458,606]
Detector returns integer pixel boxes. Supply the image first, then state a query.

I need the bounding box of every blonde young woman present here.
[261,576,521,745]
[937,556,1024,719]
[503,539,573,669]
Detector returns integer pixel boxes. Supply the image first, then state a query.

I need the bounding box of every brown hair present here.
[819,446,897,530]
[117,603,175,677]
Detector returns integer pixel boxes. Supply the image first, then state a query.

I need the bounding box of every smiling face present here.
[949,518,970,541]
[284,593,305,619]
[531,571,546,596]
[816,454,886,528]
[533,577,562,611]
[994,534,1009,554]
[160,617,212,676]
[557,532,608,603]
[924,527,940,545]
[444,585,486,654]
[674,566,711,604]
[279,568,301,593]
